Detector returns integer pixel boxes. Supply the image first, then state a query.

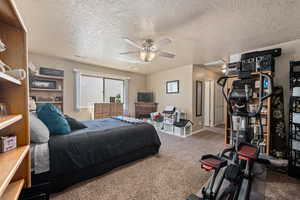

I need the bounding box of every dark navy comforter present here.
[48,118,161,176]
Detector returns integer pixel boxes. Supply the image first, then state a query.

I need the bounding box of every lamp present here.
[139,50,156,62]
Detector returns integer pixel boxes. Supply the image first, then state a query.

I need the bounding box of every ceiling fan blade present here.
[159,51,176,58]
[153,38,172,49]
[204,60,226,66]
[120,51,140,55]
[123,38,143,49]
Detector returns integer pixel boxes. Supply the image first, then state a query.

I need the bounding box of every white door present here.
[214,83,224,126]
[204,80,214,127]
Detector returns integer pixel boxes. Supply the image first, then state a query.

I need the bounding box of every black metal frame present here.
[196,80,203,116]
[187,72,273,200]
[288,61,300,178]
[166,80,179,94]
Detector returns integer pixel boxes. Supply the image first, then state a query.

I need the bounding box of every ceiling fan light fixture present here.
[139,50,156,62]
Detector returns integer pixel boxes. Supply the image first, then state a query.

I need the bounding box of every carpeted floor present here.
[51,131,300,200]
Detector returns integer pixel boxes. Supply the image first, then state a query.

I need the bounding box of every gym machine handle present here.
[217,76,232,115]
[217,76,228,88]
[251,72,273,117]
[260,73,273,101]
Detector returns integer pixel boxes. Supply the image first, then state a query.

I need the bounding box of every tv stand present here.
[135,102,158,118]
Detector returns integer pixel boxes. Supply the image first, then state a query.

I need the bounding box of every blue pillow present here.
[37,104,71,134]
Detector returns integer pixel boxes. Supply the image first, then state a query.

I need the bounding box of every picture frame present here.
[30,78,57,89]
[110,97,116,103]
[196,80,203,116]
[166,80,179,94]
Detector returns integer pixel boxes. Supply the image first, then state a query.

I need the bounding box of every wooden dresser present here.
[135,102,158,118]
[94,103,123,119]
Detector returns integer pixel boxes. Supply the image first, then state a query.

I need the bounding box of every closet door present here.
[214,81,224,126]
[204,81,211,127]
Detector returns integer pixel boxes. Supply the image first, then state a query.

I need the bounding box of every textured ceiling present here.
[15,0,300,74]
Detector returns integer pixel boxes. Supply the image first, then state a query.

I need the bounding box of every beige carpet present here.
[51,131,300,200]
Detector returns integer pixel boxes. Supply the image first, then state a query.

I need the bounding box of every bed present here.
[30,117,161,193]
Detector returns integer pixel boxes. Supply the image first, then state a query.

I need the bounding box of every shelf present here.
[0,179,24,200]
[34,74,64,80]
[30,88,62,92]
[228,71,272,78]
[0,146,29,197]
[0,115,22,131]
[0,72,21,85]
[36,101,62,104]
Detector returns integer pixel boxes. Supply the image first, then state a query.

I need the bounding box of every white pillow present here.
[30,113,50,143]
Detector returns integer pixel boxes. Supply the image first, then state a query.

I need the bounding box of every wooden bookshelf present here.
[224,72,272,154]
[30,88,62,92]
[30,72,64,112]
[0,0,31,199]
[0,179,24,200]
[0,115,22,130]
[34,74,64,80]
[0,146,29,197]
[0,72,21,85]
[35,101,62,104]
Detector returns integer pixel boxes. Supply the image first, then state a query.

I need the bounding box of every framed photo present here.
[196,81,202,116]
[110,97,116,103]
[166,80,179,94]
[30,79,57,89]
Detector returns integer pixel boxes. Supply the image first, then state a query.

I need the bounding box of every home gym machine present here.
[187,70,273,200]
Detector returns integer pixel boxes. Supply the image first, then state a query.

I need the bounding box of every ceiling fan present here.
[120,38,176,62]
[204,59,227,74]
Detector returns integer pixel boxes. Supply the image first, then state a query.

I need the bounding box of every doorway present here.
[203,80,224,127]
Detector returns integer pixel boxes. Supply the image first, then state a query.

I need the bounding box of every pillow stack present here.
[30,113,50,143]
[37,104,71,134]
[30,104,87,143]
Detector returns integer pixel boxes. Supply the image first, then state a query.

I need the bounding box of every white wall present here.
[29,53,147,120]
[146,65,194,120]
[146,64,221,131]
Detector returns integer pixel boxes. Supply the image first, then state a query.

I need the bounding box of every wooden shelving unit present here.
[34,74,64,80]
[0,72,21,85]
[30,72,64,112]
[35,101,62,104]
[224,72,272,154]
[0,115,22,130]
[0,146,29,197]
[0,179,24,200]
[30,88,62,92]
[0,0,31,199]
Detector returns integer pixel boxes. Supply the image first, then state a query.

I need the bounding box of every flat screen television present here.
[137,92,153,102]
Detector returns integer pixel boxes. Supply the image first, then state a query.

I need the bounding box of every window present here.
[79,74,124,108]
[80,75,103,108]
[104,78,124,103]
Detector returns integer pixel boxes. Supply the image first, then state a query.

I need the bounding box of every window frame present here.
[103,77,125,103]
[80,74,125,108]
